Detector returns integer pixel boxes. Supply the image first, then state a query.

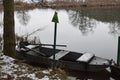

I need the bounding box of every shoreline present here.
[0,1,120,11]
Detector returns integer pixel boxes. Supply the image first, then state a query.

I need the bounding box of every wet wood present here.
[110,66,120,80]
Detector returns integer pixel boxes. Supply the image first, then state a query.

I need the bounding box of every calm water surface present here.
[14,8,119,62]
[0,8,120,80]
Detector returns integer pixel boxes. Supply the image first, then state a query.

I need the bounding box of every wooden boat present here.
[110,65,120,80]
[16,42,111,72]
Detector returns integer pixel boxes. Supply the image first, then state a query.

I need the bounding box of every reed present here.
[15,34,41,44]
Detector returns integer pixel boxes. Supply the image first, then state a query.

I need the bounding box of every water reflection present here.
[14,8,120,37]
[109,22,120,36]
[16,10,30,26]
[86,8,120,36]
[68,8,120,36]
[72,8,120,23]
[68,9,96,35]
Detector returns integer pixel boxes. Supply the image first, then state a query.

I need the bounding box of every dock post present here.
[117,36,120,65]
[52,11,59,69]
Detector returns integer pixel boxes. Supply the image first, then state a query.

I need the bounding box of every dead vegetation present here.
[0,0,120,11]
[49,0,120,9]
[0,54,67,80]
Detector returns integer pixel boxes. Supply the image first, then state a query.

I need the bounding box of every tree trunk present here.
[3,0,16,58]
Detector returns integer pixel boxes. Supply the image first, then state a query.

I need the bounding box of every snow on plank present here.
[77,53,94,63]
[49,50,69,60]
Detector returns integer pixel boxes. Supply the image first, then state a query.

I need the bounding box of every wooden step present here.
[76,53,94,63]
[49,50,69,60]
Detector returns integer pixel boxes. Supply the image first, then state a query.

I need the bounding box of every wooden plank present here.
[24,46,46,56]
[29,43,67,47]
[76,53,94,63]
[26,45,36,49]
[49,50,69,60]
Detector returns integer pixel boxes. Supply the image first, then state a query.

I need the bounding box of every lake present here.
[0,7,119,79]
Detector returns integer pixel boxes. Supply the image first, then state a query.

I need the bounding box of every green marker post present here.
[117,36,120,65]
[52,11,59,69]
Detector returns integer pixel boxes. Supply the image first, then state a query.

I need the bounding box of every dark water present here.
[0,8,120,80]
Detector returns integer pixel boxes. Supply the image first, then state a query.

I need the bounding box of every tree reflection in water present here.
[68,8,120,37]
[16,10,30,26]
[68,9,96,36]
[109,22,120,37]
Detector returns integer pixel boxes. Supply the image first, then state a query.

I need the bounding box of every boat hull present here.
[110,66,120,80]
[16,46,110,72]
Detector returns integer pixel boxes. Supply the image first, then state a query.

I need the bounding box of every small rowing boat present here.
[16,41,111,72]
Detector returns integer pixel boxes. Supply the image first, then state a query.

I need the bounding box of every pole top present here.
[52,11,59,23]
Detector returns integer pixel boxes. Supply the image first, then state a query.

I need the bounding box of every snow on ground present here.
[22,0,52,3]
[0,53,65,80]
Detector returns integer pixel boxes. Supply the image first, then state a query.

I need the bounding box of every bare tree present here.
[16,10,30,26]
[3,0,16,58]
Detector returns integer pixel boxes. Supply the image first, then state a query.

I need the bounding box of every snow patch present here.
[0,52,63,80]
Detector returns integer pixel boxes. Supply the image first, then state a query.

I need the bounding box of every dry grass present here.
[49,1,82,8]
[0,56,67,80]
[0,0,120,11]
[49,0,120,8]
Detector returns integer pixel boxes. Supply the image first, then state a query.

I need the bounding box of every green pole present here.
[117,36,120,65]
[52,11,59,69]
[53,23,57,69]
